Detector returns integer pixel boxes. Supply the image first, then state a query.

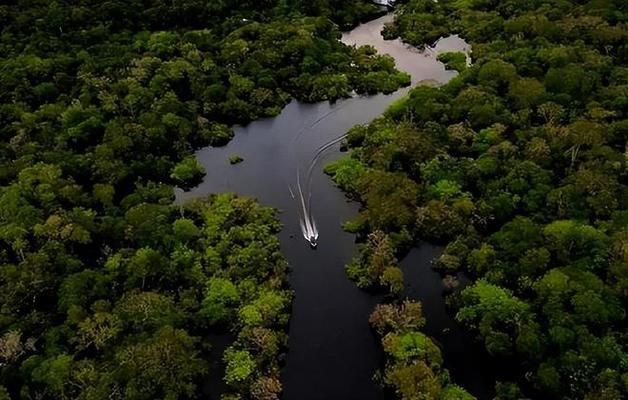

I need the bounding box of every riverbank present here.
[179,12,483,400]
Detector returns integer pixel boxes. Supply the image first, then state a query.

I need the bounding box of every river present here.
[178,13,495,400]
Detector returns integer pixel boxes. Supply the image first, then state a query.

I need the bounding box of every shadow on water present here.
[401,245,502,399]
[178,13,498,400]
[202,332,234,398]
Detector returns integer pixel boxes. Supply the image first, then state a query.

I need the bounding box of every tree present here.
[456,281,531,356]
[438,52,468,72]
[172,218,200,242]
[28,354,74,399]
[542,220,609,266]
[545,64,599,101]
[251,376,282,400]
[508,77,546,109]
[201,277,240,325]
[415,200,467,242]
[384,362,441,400]
[381,266,404,296]
[223,348,256,386]
[0,330,33,366]
[324,157,366,196]
[58,270,111,313]
[116,327,207,400]
[441,385,476,400]
[114,291,182,331]
[170,156,205,187]
[346,230,400,290]
[76,312,122,351]
[478,60,518,94]
[0,386,9,400]
[369,301,426,335]
[382,331,442,366]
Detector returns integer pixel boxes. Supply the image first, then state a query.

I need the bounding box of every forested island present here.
[0,1,627,400]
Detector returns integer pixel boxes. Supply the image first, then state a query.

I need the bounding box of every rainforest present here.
[0,1,627,400]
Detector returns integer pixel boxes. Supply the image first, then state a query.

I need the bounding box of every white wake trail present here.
[291,100,353,146]
[296,169,318,244]
[297,132,349,246]
[305,133,349,197]
[290,102,352,247]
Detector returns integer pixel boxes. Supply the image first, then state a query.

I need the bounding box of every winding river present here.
[179,13,497,400]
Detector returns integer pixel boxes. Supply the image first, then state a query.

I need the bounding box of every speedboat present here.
[372,0,396,7]
[308,235,318,248]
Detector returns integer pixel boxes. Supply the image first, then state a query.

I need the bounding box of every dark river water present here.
[179,13,497,400]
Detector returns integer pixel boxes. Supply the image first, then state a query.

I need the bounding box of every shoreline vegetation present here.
[1,0,626,399]
[0,1,410,399]
[328,0,628,399]
[370,300,476,400]
[229,155,244,165]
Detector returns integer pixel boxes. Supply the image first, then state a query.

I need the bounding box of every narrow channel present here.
[178,13,488,400]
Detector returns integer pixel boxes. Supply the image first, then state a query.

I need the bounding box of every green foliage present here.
[224,348,256,386]
[335,1,628,398]
[383,0,454,46]
[358,170,421,231]
[438,52,468,72]
[369,301,426,335]
[441,385,477,400]
[170,156,205,187]
[385,361,442,400]
[494,382,523,400]
[346,230,403,294]
[324,156,366,196]
[383,331,443,365]
[29,354,73,397]
[0,0,413,396]
[381,266,404,296]
[172,218,200,242]
[2,0,627,399]
[370,301,474,400]
[456,281,531,356]
[201,277,241,325]
[238,290,292,328]
[415,200,470,242]
[115,327,207,400]
[299,0,385,30]
[1,188,290,399]
[229,155,244,165]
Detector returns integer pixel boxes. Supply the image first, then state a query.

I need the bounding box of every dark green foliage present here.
[0,1,411,398]
[437,52,468,72]
[297,0,386,30]
[382,0,456,47]
[229,155,244,165]
[333,0,628,398]
[346,230,403,295]
[171,156,205,188]
[0,192,291,399]
[369,301,476,400]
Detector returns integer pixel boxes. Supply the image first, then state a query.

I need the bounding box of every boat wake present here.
[292,131,348,248]
[295,170,318,247]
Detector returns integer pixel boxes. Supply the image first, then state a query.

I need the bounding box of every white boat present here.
[372,0,396,7]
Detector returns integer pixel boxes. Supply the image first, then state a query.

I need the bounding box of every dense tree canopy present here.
[369,301,476,400]
[0,1,411,398]
[0,191,291,399]
[3,0,628,398]
[330,0,628,398]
